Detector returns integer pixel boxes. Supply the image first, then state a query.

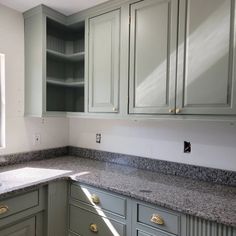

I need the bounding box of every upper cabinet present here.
[129,0,178,114]
[24,6,85,117]
[129,0,236,116]
[24,1,236,118]
[88,9,121,113]
[176,0,236,115]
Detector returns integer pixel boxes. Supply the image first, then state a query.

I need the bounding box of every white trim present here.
[0,54,6,148]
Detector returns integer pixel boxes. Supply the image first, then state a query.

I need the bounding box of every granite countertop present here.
[0,156,235,227]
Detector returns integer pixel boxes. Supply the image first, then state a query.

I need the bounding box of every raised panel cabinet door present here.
[177,0,236,115]
[88,9,120,113]
[0,217,36,236]
[129,0,178,114]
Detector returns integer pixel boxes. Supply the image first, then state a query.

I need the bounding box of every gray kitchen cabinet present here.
[24,0,236,118]
[46,181,68,236]
[88,9,121,113]
[24,5,86,117]
[0,188,45,236]
[129,0,178,114]
[68,182,236,236]
[181,214,236,236]
[132,200,181,236]
[129,0,236,116]
[68,183,132,236]
[0,217,36,236]
[176,0,236,115]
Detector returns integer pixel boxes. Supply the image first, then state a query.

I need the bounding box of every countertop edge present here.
[0,172,234,228]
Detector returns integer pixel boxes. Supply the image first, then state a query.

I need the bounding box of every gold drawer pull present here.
[0,205,9,215]
[150,214,164,225]
[90,223,98,233]
[176,108,181,114]
[169,108,174,113]
[91,194,100,204]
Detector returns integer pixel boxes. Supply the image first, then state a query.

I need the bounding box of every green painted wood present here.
[24,11,45,117]
[46,181,68,236]
[69,204,126,236]
[68,183,236,236]
[129,0,178,114]
[0,188,45,229]
[68,230,79,236]
[88,9,121,113]
[35,212,45,236]
[176,0,236,115]
[136,229,174,236]
[0,217,36,236]
[136,203,180,235]
[137,230,152,236]
[181,215,236,236]
[70,183,126,217]
[0,191,39,220]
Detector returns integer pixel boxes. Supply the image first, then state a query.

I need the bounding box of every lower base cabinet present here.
[0,181,235,236]
[68,183,130,236]
[136,230,172,236]
[0,217,36,236]
[69,205,126,236]
[0,188,46,236]
[68,182,236,236]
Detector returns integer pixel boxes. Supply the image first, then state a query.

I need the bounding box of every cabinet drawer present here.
[0,216,36,236]
[137,230,173,236]
[70,184,126,217]
[0,190,39,219]
[69,204,126,236]
[137,203,179,235]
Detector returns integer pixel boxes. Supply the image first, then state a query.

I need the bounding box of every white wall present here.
[1,4,236,172]
[69,118,236,171]
[0,4,69,154]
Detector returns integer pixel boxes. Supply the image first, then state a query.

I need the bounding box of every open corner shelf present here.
[46,17,85,113]
[47,49,85,62]
[47,78,85,88]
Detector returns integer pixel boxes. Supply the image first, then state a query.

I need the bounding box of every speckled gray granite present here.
[68,146,236,187]
[1,146,235,187]
[0,146,68,167]
[0,156,235,227]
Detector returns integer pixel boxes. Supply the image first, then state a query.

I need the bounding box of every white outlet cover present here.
[33,133,41,145]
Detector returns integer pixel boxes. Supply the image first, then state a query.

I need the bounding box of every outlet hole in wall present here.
[96,133,101,143]
[184,141,191,153]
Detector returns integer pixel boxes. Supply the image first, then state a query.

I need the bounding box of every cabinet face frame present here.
[128,0,179,115]
[176,0,236,115]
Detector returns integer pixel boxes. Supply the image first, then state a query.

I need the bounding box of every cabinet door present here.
[0,217,35,236]
[181,215,236,236]
[177,0,236,115]
[129,0,178,114]
[88,9,120,113]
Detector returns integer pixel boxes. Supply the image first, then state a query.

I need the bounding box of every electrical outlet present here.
[184,141,191,153]
[96,133,101,143]
[33,133,41,145]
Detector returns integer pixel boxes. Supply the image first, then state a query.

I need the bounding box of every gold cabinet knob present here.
[112,107,118,112]
[90,223,98,233]
[169,108,174,113]
[0,205,9,215]
[176,108,181,114]
[150,214,164,225]
[91,194,100,204]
